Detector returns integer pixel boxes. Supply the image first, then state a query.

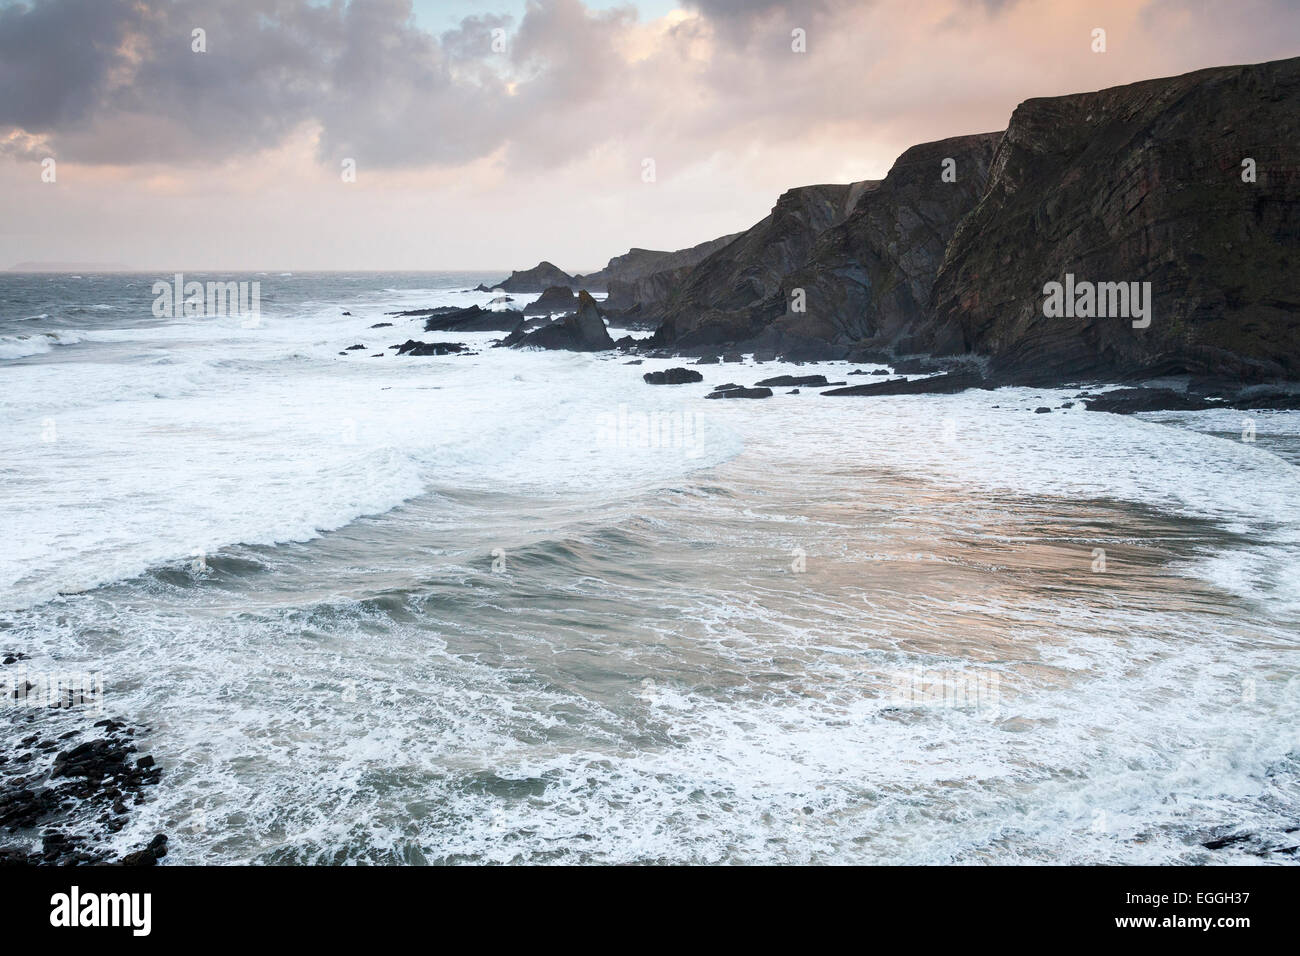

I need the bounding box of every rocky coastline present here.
[423,56,1299,413]
[1,653,168,866]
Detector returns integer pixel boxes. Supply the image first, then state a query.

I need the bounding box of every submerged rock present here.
[1081,388,1217,413]
[754,374,830,387]
[0,707,167,866]
[821,370,987,396]
[394,340,468,356]
[423,305,524,333]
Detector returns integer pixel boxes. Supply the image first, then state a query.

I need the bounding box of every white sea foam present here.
[5,308,1299,612]
[0,291,733,609]
[3,280,1300,865]
[0,330,85,359]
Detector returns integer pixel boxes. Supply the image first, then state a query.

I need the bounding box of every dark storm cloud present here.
[2,0,1296,172]
[0,0,1014,169]
[0,0,527,165]
[0,0,142,129]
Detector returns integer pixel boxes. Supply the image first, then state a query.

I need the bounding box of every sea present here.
[1,271,1298,864]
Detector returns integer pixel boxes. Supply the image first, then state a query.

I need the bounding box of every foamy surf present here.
[1,271,1298,865]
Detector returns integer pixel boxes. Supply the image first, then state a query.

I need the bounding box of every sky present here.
[1,0,1297,272]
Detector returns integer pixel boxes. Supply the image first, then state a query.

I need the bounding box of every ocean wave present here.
[0,330,84,359]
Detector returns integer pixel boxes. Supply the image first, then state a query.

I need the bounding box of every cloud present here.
[0,0,666,169]
[2,0,1298,272]
[0,0,142,130]
[5,0,1298,176]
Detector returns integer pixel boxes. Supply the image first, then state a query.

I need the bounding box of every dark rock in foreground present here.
[1083,388,1218,414]
[502,291,614,352]
[394,340,469,356]
[821,370,987,396]
[422,305,524,333]
[755,374,830,387]
[524,286,578,315]
[643,367,704,385]
[706,386,773,399]
[0,703,168,866]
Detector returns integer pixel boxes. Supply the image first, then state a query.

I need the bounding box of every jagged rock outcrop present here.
[646,135,1002,359]
[490,234,738,301]
[395,340,469,356]
[929,57,1300,385]
[651,181,876,352]
[525,286,578,315]
[419,305,524,333]
[603,267,694,315]
[590,234,742,308]
[576,236,738,288]
[501,290,614,351]
[493,261,576,293]
[643,367,703,385]
[776,133,1001,357]
[490,57,1298,389]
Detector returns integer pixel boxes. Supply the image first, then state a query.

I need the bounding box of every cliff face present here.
[580,234,740,301]
[930,57,1300,384]
[488,57,1300,375]
[774,133,1001,355]
[653,181,875,349]
[492,235,739,301]
[650,135,999,357]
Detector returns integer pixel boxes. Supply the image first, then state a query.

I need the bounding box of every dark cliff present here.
[579,234,741,301]
[487,57,1299,378]
[651,181,875,350]
[774,132,1001,357]
[649,135,999,357]
[930,57,1300,384]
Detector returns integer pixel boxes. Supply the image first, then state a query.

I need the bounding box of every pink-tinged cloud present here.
[1,0,1297,269]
